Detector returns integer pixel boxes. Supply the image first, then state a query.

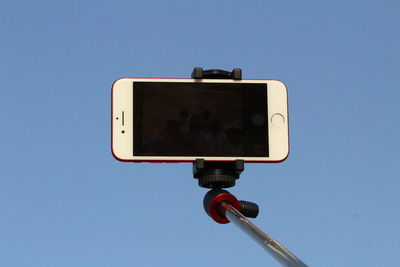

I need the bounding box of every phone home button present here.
[271,113,285,127]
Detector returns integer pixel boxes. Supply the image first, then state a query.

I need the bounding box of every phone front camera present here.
[121,130,125,134]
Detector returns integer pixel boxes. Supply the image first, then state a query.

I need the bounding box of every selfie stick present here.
[192,68,308,267]
[203,189,307,267]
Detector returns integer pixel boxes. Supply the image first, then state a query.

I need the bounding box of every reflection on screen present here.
[133,82,268,157]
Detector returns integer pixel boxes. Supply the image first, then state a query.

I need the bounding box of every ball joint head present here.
[203,189,259,224]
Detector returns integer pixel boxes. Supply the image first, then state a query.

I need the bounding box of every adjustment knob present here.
[239,200,259,218]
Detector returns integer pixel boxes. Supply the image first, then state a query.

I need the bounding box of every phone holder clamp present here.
[190,67,258,224]
[191,67,242,80]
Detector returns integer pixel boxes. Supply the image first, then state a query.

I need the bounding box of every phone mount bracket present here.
[191,67,243,190]
[190,67,259,223]
[191,67,242,80]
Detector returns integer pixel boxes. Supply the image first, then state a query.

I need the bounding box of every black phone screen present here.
[133,82,268,157]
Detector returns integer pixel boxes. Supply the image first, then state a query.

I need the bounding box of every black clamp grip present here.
[190,67,259,224]
[191,67,242,80]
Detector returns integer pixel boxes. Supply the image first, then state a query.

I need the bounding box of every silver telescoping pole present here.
[220,202,308,267]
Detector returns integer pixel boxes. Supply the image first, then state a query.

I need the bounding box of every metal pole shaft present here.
[220,202,308,267]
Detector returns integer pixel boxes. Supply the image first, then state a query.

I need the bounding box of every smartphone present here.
[112,78,289,162]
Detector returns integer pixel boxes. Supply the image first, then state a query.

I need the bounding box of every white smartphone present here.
[112,78,289,163]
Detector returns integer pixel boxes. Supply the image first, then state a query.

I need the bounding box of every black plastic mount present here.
[191,67,242,80]
[191,67,259,222]
[191,67,243,189]
[193,159,244,188]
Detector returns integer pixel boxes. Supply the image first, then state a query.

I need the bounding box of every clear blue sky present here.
[1,1,399,266]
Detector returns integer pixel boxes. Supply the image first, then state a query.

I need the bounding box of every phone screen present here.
[133,82,268,157]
